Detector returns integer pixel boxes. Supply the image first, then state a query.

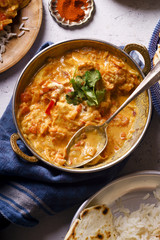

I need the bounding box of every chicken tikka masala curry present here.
[17,47,142,168]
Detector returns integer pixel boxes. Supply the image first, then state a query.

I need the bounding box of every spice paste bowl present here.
[10,39,152,173]
[48,0,95,28]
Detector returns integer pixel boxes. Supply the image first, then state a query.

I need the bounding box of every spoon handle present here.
[103,60,160,127]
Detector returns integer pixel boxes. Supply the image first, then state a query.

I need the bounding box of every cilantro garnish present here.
[66,70,106,106]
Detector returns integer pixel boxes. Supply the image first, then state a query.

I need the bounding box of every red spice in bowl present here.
[56,0,88,22]
[49,0,94,27]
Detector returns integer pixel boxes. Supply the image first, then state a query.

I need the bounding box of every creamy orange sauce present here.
[68,129,106,166]
[17,47,141,167]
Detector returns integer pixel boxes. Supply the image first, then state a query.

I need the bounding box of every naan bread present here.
[64,205,116,240]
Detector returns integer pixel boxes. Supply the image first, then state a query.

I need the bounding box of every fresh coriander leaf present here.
[85,70,101,88]
[66,92,82,105]
[77,89,86,99]
[70,79,75,89]
[86,99,98,106]
[66,91,76,102]
[96,89,106,104]
[73,67,77,79]
[75,76,85,88]
[70,76,85,91]
[66,70,105,106]
[82,86,98,106]
[70,78,78,91]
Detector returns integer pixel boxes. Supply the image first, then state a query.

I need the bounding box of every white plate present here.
[72,170,160,223]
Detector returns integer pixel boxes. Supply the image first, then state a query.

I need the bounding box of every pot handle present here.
[123,43,151,75]
[10,133,38,163]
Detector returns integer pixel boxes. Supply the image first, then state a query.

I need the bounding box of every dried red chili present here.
[56,0,88,22]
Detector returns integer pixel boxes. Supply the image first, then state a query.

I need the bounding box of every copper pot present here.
[10,39,152,173]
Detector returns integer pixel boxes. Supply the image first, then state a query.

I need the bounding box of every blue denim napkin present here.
[0,42,130,228]
[148,19,160,115]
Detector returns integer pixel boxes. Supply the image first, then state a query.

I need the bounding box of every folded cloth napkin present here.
[148,19,160,115]
[0,42,143,229]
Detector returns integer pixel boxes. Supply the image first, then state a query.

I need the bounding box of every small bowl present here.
[48,0,95,28]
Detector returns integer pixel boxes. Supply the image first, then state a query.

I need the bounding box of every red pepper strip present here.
[0,11,6,21]
[65,88,72,93]
[45,100,55,115]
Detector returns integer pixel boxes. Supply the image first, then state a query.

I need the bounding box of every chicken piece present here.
[0,0,31,30]
[77,62,96,75]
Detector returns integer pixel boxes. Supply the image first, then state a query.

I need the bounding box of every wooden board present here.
[0,0,43,73]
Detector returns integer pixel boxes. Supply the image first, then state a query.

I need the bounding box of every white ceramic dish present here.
[72,170,160,223]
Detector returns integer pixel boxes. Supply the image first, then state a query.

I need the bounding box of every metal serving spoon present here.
[65,61,160,168]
